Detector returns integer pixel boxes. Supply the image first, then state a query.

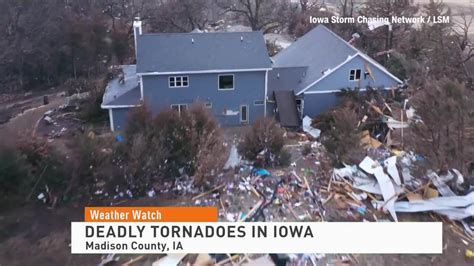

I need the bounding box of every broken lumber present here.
[192,184,225,201]
[122,255,144,266]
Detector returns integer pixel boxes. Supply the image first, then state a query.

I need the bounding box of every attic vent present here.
[240,36,243,42]
[191,38,194,44]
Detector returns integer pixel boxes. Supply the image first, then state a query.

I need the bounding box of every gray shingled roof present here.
[136,32,272,73]
[272,25,358,91]
[102,65,140,107]
[268,66,308,93]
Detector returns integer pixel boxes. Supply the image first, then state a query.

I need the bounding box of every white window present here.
[205,102,212,108]
[169,76,189,88]
[254,100,264,106]
[349,69,361,81]
[240,105,249,123]
[218,74,234,90]
[171,104,187,114]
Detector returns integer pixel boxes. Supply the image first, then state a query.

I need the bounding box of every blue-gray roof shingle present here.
[272,25,358,91]
[136,31,272,73]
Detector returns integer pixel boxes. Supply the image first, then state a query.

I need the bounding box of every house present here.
[102,20,402,131]
[268,25,403,126]
[102,20,271,131]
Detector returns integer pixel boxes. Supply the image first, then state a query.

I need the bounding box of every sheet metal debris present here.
[303,116,321,138]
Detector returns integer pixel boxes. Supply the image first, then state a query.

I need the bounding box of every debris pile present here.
[179,92,473,264]
[112,253,341,266]
[37,93,92,140]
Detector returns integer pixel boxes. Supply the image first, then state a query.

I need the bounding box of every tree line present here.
[0,0,472,92]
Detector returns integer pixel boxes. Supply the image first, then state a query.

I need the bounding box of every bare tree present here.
[151,0,212,32]
[216,0,289,31]
[409,78,474,174]
[452,13,474,72]
[359,0,418,57]
[0,0,135,92]
[410,1,471,80]
[300,0,321,12]
[339,0,354,17]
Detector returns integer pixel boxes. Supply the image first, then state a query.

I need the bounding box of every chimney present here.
[133,17,142,59]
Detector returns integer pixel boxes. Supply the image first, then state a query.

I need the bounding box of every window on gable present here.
[218,74,234,90]
[169,76,189,88]
[349,69,361,81]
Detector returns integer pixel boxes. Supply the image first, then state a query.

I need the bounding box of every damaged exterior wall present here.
[303,55,400,93]
[142,71,266,126]
[301,55,402,118]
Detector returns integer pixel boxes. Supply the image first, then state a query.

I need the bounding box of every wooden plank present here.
[122,255,144,266]
[192,184,225,201]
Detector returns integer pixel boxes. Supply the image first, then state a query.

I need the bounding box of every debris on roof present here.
[101,65,140,108]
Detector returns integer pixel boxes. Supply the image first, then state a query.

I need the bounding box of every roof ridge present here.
[316,25,358,54]
[318,25,401,83]
[141,31,262,36]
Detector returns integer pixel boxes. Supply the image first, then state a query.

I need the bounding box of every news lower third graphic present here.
[71,207,443,254]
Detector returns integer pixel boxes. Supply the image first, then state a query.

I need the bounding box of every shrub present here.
[318,107,365,165]
[187,105,226,184]
[123,104,225,187]
[124,106,153,145]
[0,139,70,204]
[18,139,69,197]
[77,78,108,123]
[0,146,30,199]
[238,117,288,167]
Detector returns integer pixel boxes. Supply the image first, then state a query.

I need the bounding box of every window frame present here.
[218,74,235,90]
[169,76,189,88]
[205,102,212,108]
[295,98,304,119]
[349,69,361,81]
[170,103,188,114]
[240,104,249,123]
[253,100,264,106]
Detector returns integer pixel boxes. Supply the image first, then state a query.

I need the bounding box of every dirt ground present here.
[0,95,473,265]
[0,91,66,146]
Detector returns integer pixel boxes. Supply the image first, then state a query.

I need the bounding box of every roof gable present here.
[136,31,272,73]
[296,53,402,95]
[272,25,401,93]
[272,25,357,90]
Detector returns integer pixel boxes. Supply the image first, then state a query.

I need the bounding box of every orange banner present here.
[84,207,218,222]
